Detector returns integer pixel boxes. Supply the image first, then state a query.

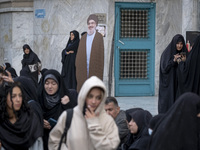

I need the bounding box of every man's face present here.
[87,20,96,35]
[105,102,120,119]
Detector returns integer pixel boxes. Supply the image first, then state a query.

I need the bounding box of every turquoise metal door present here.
[114,2,156,96]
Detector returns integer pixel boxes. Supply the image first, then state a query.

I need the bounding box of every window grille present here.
[120,9,149,38]
[120,50,149,79]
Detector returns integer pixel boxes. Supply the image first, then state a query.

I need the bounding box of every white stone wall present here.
[33,0,154,94]
[12,12,34,75]
[33,0,116,92]
[0,12,12,66]
[0,2,33,75]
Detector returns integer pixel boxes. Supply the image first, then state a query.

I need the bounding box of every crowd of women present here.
[0,33,200,150]
[0,30,80,150]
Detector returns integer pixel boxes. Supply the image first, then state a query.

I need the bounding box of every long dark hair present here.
[0,82,30,123]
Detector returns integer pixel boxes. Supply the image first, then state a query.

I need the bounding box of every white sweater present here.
[48,76,120,150]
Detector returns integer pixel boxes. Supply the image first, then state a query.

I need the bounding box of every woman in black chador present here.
[20,44,41,86]
[148,92,200,150]
[61,30,80,89]
[37,69,77,150]
[177,35,200,97]
[158,34,188,114]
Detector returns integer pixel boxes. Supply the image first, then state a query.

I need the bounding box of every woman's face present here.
[128,119,138,134]
[7,86,22,112]
[44,78,58,95]
[86,88,102,112]
[176,41,183,51]
[70,32,75,41]
[24,48,30,54]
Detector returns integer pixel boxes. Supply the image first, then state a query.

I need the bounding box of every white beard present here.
[87,27,96,35]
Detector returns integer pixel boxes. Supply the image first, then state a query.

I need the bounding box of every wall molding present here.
[0,0,33,13]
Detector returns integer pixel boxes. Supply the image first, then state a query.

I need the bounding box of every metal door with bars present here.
[114,2,156,96]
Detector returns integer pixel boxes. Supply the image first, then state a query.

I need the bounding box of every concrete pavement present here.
[116,96,158,116]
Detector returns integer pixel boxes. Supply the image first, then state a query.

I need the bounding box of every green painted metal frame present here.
[114,2,156,96]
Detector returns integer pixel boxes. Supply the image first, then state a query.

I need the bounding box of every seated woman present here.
[121,109,152,150]
[0,82,43,150]
[37,69,77,150]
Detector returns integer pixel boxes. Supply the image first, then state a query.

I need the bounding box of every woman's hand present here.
[2,71,14,83]
[173,54,181,62]
[61,95,70,105]
[66,50,74,55]
[43,119,51,129]
[68,51,74,54]
[181,55,186,62]
[66,51,74,55]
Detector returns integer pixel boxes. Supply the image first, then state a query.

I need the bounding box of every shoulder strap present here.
[58,108,74,150]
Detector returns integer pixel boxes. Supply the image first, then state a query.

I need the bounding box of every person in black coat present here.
[20,44,41,87]
[158,34,188,114]
[0,82,43,150]
[176,35,200,97]
[148,92,200,150]
[61,30,80,89]
[37,69,77,150]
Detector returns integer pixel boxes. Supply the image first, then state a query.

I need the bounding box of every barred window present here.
[120,50,149,79]
[121,9,149,38]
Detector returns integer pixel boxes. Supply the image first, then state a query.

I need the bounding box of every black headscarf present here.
[130,110,152,136]
[177,35,200,97]
[158,34,188,114]
[5,63,18,78]
[125,108,144,123]
[149,113,164,130]
[122,109,152,150]
[14,76,38,102]
[0,82,43,150]
[37,69,75,120]
[148,92,200,150]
